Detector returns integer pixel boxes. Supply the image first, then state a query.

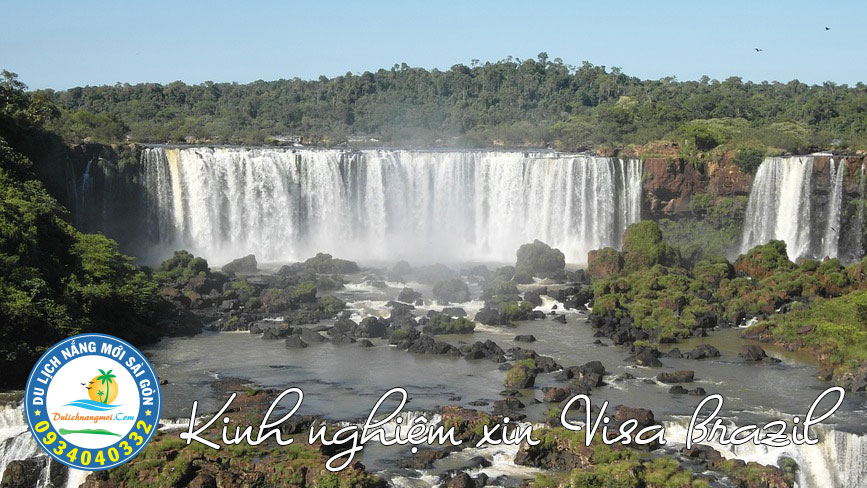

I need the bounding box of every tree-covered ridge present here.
[31,56,867,153]
[0,70,199,388]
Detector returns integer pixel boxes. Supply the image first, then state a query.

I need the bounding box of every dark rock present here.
[298,327,326,343]
[407,335,460,355]
[669,385,688,394]
[614,406,655,428]
[398,287,422,303]
[552,314,567,324]
[188,473,217,488]
[514,334,536,343]
[657,370,695,383]
[493,397,525,412]
[461,340,505,362]
[395,448,449,469]
[358,339,374,347]
[689,387,707,396]
[0,458,45,488]
[442,307,468,317]
[523,289,543,306]
[468,400,489,406]
[447,472,476,488]
[681,444,723,461]
[330,331,357,344]
[358,316,388,338]
[433,278,471,303]
[631,348,663,367]
[666,347,683,358]
[688,344,721,360]
[543,387,570,403]
[284,335,308,348]
[739,345,768,361]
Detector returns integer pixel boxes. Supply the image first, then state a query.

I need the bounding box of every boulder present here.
[657,370,695,383]
[298,327,327,343]
[447,472,476,488]
[631,348,663,367]
[442,307,467,317]
[587,247,623,278]
[543,387,571,403]
[188,473,217,488]
[284,335,308,348]
[687,344,721,360]
[514,334,536,343]
[398,287,422,303]
[614,406,655,428]
[433,278,471,303]
[222,254,258,274]
[516,240,566,278]
[739,345,768,361]
[504,362,536,389]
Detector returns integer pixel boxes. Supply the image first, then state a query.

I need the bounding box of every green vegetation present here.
[13,58,865,154]
[424,313,476,334]
[658,193,749,265]
[592,223,867,343]
[752,289,867,373]
[0,70,200,388]
[524,429,710,488]
[504,359,537,388]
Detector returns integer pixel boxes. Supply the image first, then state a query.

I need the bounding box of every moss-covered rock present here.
[733,240,794,279]
[587,247,623,278]
[301,252,360,274]
[621,221,679,272]
[504,359,537,388]
[433,277,471,303]
[221,254,258,274]
[516,240,566,278]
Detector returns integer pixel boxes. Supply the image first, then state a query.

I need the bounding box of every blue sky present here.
[2,1,865,90]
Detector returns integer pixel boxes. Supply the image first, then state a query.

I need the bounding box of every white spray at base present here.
[664,420,867,488]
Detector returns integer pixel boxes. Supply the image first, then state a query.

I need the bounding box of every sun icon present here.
[86,369,118,404]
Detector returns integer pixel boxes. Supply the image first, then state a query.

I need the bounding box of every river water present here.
[2,277,866,487]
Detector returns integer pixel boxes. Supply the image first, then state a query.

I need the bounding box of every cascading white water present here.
[664,420,867,488]
[739,156,846,261]
[140,148,643,265]
[822,159,845,259]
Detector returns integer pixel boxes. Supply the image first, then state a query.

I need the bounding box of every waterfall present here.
[664,420,867,488]
[853,163,867,261]
[822,159,845,259]
[740,156,850,261]
[0,402,89,488]
[137,148,644,265]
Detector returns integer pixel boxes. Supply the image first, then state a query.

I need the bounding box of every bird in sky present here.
[755,48,763,52]
[825,26,831,30]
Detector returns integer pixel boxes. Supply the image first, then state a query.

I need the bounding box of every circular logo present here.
[24,333,161,470]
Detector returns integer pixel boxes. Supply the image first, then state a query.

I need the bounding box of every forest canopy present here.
[27,55,867,154]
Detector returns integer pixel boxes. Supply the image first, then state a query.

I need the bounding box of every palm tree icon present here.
[96,369,116,404]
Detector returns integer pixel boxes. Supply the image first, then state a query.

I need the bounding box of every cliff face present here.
[641,154,867,220]
[642,157,752,218]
